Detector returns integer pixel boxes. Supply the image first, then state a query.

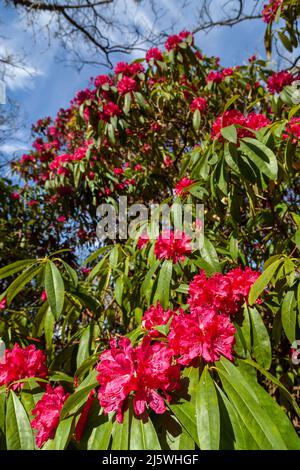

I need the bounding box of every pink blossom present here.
[31,385,69,448]
[96,336,180,422]
[154,230,192,264]
[168,308,236,365]
[175,177,194,197]
[0,344,48,390]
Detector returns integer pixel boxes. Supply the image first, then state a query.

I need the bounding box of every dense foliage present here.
[0,0,299,450]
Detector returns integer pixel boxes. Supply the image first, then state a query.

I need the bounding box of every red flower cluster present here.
[0,344,48,390]
[31,385,69,448]
[262,0,283,23]
[0,297,7,309]
[168,308,236,365]
[137,231,150,249]
[175,177,194,197]
[267,70,294,94]
[117,76,137,95]
[154,230,192,263]
[146,47,163,63]
[165,31,193,51]
[211,109,270,141]
[142,301,175,337]
[188,267,260,316]
[115,61,144,76]
[100,102,122,121]
[96,336,180,422]
[284,117,300,142]
[190,97,208,114]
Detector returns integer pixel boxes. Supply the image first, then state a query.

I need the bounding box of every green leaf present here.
[6,391,35,450]
[61,260,78,288]
[249,306,272,369]
[44,261,65,319]
[220,125,237,144]
[196,367,220,449]
[61,371,98,419]
[281,290,297,343]
[154,259,173,308]
[240,138,278,180]
[242,358,300,417]
[0,259,36,280]
[200,237,220,272]
[111,407,130,450]
[52,416,74,450]
[130,414,161,450]
[87,414,112,450]
[168,400,199,447]
[192,109,201,131]
[248,258,283,305]
[77,325,92,369]
[6,264,43,306]
[217,358,287,450]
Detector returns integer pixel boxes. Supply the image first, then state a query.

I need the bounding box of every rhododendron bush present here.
[0,3,300,451]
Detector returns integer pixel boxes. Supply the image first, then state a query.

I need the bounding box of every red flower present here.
[0,297,7,310]
[0,344,48,390]
[11,191,20,200]
[262,0,283,23]
[168,308,236,365]
[115,62,144,76]
[165,34,183,51]
[175,177,194,197]
[154,230,192,263]
[188,267,260,316]
[222,68,234,77]
[267,70,294,94]
[94,74,113,88]
[206,71,224,84]
[117,76,137,95]
[284,117,300,142]
[100,102,122,121]
[146,47,163,63]
[190,97,208,114]
[74,391,95,442]
[142,301,174,337]
[41,290,47,302]
[245,112,270,131]
[28,200,38,207]
[137,232,150,249]
[57,215,66,223]
[211,110,269,141]
[96,336,180,422]
[31,385,69,448]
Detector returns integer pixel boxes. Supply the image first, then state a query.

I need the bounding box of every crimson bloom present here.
[0,344,48,390]
[31,385,69,448]
[0,297,7,310]
[188,267,260,316]
[154,230,192,263]
[267,70,294,94]
[142,301,175,337]
[190,97,208,114]
[206,71,224,84]
[262,0,283,23]
[211,110,269,141]
[117,76,137,95]
[284,117,300,142]
[146,47,163,63]
[175,177,194,197]
[96,336,180,422]
[168,308,236,365]
[100,102,122,121]
[137,232,150,249]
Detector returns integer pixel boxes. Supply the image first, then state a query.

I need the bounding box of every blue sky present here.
[0,0,269,167]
